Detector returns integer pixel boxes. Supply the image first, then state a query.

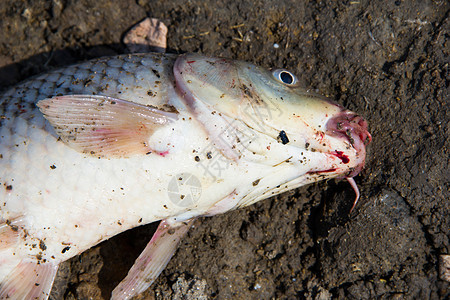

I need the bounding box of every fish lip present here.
[325,111,372,177]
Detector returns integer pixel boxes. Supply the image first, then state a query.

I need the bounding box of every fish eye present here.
[272,69,298,86]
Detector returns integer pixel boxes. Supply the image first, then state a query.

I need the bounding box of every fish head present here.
[174,53,371,194]
[235,59,372,179]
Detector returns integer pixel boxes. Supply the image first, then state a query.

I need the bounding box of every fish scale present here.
[0,53,183,261]
[0,52,370,299]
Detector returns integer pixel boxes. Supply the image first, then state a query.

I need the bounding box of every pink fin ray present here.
[0,220,21,250]
[111,219,194,300]
[0,261,58,300]
[37,95,178,158]
[0,218,26,282]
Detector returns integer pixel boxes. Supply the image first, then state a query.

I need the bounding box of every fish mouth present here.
[326,111,372,177]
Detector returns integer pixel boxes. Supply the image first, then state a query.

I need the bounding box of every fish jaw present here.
[293,108,371,182]
[325,111,372,178]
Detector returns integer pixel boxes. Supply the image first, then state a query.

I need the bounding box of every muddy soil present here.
[0,0,448,299]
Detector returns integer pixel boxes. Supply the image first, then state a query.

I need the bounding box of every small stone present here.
[123,17,168,53]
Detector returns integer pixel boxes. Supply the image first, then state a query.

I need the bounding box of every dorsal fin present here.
[37,95,178,158]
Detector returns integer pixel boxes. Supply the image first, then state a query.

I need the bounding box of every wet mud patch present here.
[318,189,433,298]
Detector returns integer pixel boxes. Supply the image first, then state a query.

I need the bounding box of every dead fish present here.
[0,53,371,299]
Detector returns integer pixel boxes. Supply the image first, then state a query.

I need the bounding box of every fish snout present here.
[326,111,372,177]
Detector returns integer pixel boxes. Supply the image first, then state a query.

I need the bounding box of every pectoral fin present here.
[0,220,20,251]
[0,219,58,300]
[37,95,178,158]
[0,261,58,300]
[111,219,194,300]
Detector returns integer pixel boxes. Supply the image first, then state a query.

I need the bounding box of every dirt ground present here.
[0,0,448,299]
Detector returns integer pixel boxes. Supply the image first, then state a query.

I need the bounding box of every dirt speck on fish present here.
[0,52,370,299]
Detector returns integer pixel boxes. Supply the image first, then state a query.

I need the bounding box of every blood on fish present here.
[307,168,336,174]
[333,150,350,164]
[316,131,325,141]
